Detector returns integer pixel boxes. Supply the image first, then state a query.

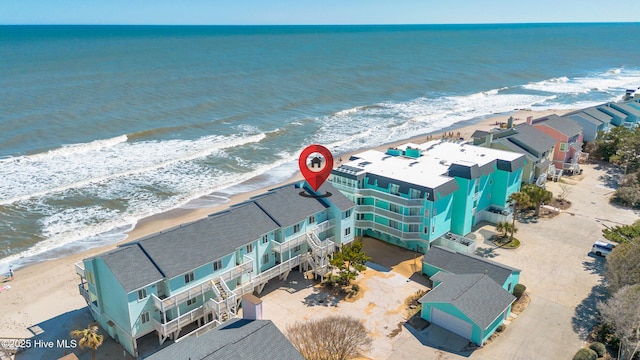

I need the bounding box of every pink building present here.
[530,115,584,173]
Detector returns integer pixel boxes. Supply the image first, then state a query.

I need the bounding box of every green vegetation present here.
[603,219,640,244]
[329,241,371,286]
[520,183,553,217]
[508,191,530,242]
[592,126,640,208]
[572,348,597,360]
[588,342,606,358]
[70,323,104,360]
[513,284,526,300]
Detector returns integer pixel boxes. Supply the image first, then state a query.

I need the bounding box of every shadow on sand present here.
[404,313,476,357]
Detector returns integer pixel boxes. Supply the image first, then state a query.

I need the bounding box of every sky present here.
[1,0,640,25]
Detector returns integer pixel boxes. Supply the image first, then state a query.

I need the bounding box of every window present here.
[424,227,428,234]
[488,193,492,200]
[389,203,401,213]
[559,142,569,152]
[309,215,315,224]
[409,189,421,199]
[86,271,94,285]
[263,253,269,264]
[431,226,435,234]
[186,298,196,306]
[409,208,420,216]
[433,208,437,217]
[408,224,420,233]
[345,209,352,218]
[389,220,400,230]
[246,244,253,253]
[293,224,301,233]
[390,183,400,196]
[213,260,222,271]
[345,227,351,236]
[261,235,269,244]
[137,289,147,300]
[141,312,150,324]
[293,245,301,252]
[184,272,194,284]
[356,213,365,220]
[489,178,493,185]
[356,197,364,205]
[508,283,511,292]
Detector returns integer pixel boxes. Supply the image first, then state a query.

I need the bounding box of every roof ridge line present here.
[134,242,166,278]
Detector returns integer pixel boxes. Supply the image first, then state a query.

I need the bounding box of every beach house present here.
[330,140,525,255]
[598,104,630,127]
[75,182,354,358]
[471,124,556,186]
[563,108,610,142]
[419,246,520,346]
[609,101,640,127]
[531,115,584,174]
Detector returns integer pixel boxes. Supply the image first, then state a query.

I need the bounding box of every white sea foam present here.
[522,69,640,95]
[0,133,266,205]
[26,135,128,162]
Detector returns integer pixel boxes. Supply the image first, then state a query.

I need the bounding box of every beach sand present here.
[0,108,572,339]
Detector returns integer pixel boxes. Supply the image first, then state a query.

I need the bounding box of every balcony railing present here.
[75,262,85,277]
[313,219,335,234]
[221,256,254,283]
[78,284,90,304]
[153,306,205,337]
[356,189,424,207]
[151,280,216,312]
[355,220,424,241]
[357,205,424,224]
[271,233,307,254]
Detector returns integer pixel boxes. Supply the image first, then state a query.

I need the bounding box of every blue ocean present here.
[1,23,640,269]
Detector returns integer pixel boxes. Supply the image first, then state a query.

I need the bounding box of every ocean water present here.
[1,23,640,270]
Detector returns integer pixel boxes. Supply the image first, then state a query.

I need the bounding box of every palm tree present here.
[522,184,553,217]
[508,191,530,242]
[496,221,509,238]
[70,323,104,360]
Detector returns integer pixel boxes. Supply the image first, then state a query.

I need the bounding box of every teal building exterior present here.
[75,182,354,357]
[331,141,525,254]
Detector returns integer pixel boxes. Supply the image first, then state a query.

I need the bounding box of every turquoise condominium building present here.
[75,182,355,357]
[331,140,525,254]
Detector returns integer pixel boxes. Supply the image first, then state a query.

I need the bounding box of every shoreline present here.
[0,108,571,338]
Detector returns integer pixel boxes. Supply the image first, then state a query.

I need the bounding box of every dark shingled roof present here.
[144,319,304,360]
[509,124,558,157]
[99,244,163,293]
[317,182,355,212]
[419,272,515,329]
[533,114,582,137]
[252,185,330,228]
[422,245,520,285]
[566,113,602,127]
[135,202,279,279]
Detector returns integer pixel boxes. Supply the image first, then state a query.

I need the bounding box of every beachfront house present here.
[531,115,584,174]
[598,104,629,127]
[609,101,640,127]
[75,182,354,358]
[471,123,556,186]
[419,245,520,346]
[330,140,525,255]
[563,108,610,142]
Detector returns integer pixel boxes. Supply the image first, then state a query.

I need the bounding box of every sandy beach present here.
[0,108,572,339]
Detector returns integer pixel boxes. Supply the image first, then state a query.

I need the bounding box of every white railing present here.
[75,262,85,277]
[153,306,205,337]
[78,284,90,304]
[249,255,302,287]
[357,205,423,224]
[152,280,215,311]
[220,256,254,283]
[314,219,335,233]
[271,233,307,254]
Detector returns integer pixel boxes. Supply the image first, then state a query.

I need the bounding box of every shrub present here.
[572,348,597,360]
[351,284,360,292]
[496,324,505,333]
[513,284,526,299]
[588,342,606,358]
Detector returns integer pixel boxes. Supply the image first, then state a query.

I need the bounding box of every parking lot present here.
[260,163,639,360]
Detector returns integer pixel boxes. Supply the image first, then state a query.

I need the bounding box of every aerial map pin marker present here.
[298,144,334,192]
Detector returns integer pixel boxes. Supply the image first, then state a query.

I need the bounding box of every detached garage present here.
[419,272,516,346]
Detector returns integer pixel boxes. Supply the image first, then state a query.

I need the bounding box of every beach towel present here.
[0,285,11,293]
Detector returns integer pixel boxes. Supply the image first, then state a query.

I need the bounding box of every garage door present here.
[431,307,473,340]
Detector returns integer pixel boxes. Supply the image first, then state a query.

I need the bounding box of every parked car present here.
[591,241,616,257]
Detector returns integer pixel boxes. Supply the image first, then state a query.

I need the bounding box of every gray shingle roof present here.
[144,319,304,360]
[533,114,582,137]
[598,105,627,120]
[419,272,515,329]
[99,244,163,293]
[135,201,280,279]
[317,182,356,212]
[252,184,330,228]
[581,107,612,123]
[566,113,602,127]
[422,245,520,285]
[509,124,556,157]
[612,102,640,117]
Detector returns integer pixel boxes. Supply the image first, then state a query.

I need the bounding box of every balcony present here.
[271,233,307,254]
[476,207,512,225]
[313,219,335,234]
[221,256,254,283]
[356,189,424,207]
[153,306,206,337]
[75,262,85,277]
[78,284,90,304]
[357,205,423,224]
[355,220,424,241]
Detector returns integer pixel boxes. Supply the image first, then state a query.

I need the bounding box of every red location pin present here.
[298,144,334,192]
